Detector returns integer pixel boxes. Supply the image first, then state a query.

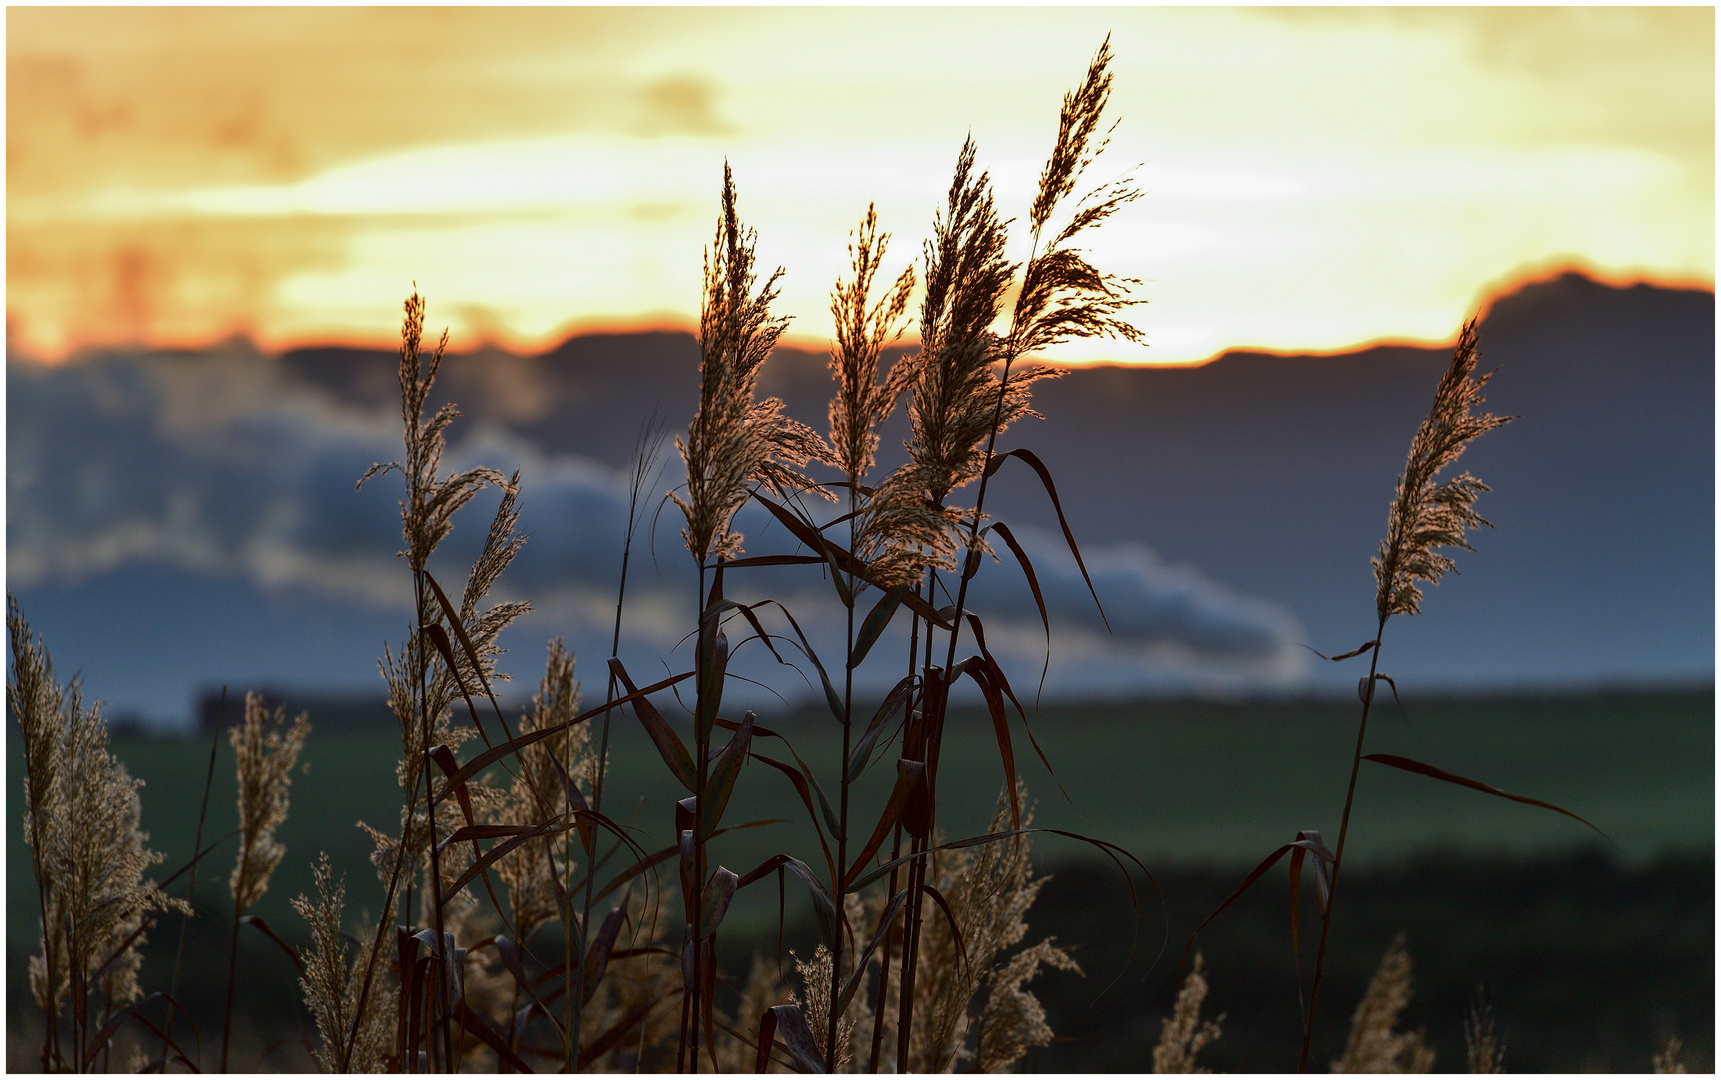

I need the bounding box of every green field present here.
[8,688,1710,945]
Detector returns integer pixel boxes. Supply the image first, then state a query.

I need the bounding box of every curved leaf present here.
[983,447,1110,632]
[700,712,755,839]
[847,676,914,782]
[433,668,694,801]
[988,522,1052,695]
[699,867,740,938]
[958,657,1021,829]
[1363,754,1610,842]
[737,854,840,950]
[749,753,837,883]
[843,759,926,889]
[851,585,909,670]
[608,659,698,792]
[1183,836,1332,973]
[757,1003,827,1073]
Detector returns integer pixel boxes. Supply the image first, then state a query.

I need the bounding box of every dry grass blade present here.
[1183,836,1330,973]
[1373,319,1513,620]
[1361,754,1609,841]
[757,1002,828,1074]
[985,447,1111,631]
[608,658,699,791]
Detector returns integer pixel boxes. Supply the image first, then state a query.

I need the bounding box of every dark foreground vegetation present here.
[9,847,1709,1072]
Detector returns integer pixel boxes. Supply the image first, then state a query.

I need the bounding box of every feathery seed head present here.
[829,203,917,482]
[1654,1036,1688,1074]
[1334,935,1435,1073]
[900,784,1075,1073]
[230,692,311,913]
[1464,988,1504,1073]
[293,854,396,1073]
[1152,953,1224,1074]
[495,639,588,938]
[906,139,1023,507]
[9,595,64,837]
[676,164,830,564]
[359,291,506,575]
[1373,320,1513,621]
[1009,35,1144,365]
[10,603,189,1020]
[1031,35,1116,233]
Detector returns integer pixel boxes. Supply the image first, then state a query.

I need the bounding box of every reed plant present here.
[5,33,1654,1077]
[9,599,191,1072]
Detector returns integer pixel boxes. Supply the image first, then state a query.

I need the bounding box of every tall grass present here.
[5,35,1649,1076]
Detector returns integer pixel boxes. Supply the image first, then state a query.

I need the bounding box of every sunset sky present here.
[7,6,1714,365]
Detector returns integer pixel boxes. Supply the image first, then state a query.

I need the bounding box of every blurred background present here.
[7,7,1713,1072]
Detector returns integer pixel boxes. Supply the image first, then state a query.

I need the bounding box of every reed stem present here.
[160,690,223,1072]
[1298,617,1387,1073]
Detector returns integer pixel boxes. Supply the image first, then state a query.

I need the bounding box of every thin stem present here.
[685,562,710,1073]
[869,580,923,1072]
[828,487,859,1069]
[1297,616,1388,1073]
[574,431,652,1072]
[219,892,243,1072]
[896,569,940,1072]
[160,689,224,1072]
[415,570,454,1074]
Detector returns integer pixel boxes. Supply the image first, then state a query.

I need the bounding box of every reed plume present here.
[869,787,1076,1073]
[793,946,856,1072]
[1152,953,1223,1074]
[347,290,528,1072]
[495,639,589,939]
[827,204,955,585]
[1332,936,1434,1073]
[223,691,310,1069]
[903,137,1022,510]
[1373,319,1512,620]
[360,290,506,577]
[293,854,397,1073]
[1008,34,1144,365]
[9,598,188,1071]
[675,163,828,565]
[893,39,1141,1069]
[228,693,311,913]
[1463,988,1504,1073]
[1654,1036,1688,1074]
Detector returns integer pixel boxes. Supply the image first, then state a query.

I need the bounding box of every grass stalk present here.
[827,495,859,1070]
[1297,620,1386,1073]
[158,689,223,1072]
[219,887,242,1071]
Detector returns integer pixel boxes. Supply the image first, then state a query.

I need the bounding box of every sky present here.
[7,6,1714,366]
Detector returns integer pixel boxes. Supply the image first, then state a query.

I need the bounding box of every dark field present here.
[8,688,1712,1071]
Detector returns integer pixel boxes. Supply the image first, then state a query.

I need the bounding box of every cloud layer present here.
[9,351,1310,710]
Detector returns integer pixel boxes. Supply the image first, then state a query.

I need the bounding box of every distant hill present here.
[274,272,1714,689]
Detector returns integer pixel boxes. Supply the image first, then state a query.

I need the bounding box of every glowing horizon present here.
[8,7,1713,365]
